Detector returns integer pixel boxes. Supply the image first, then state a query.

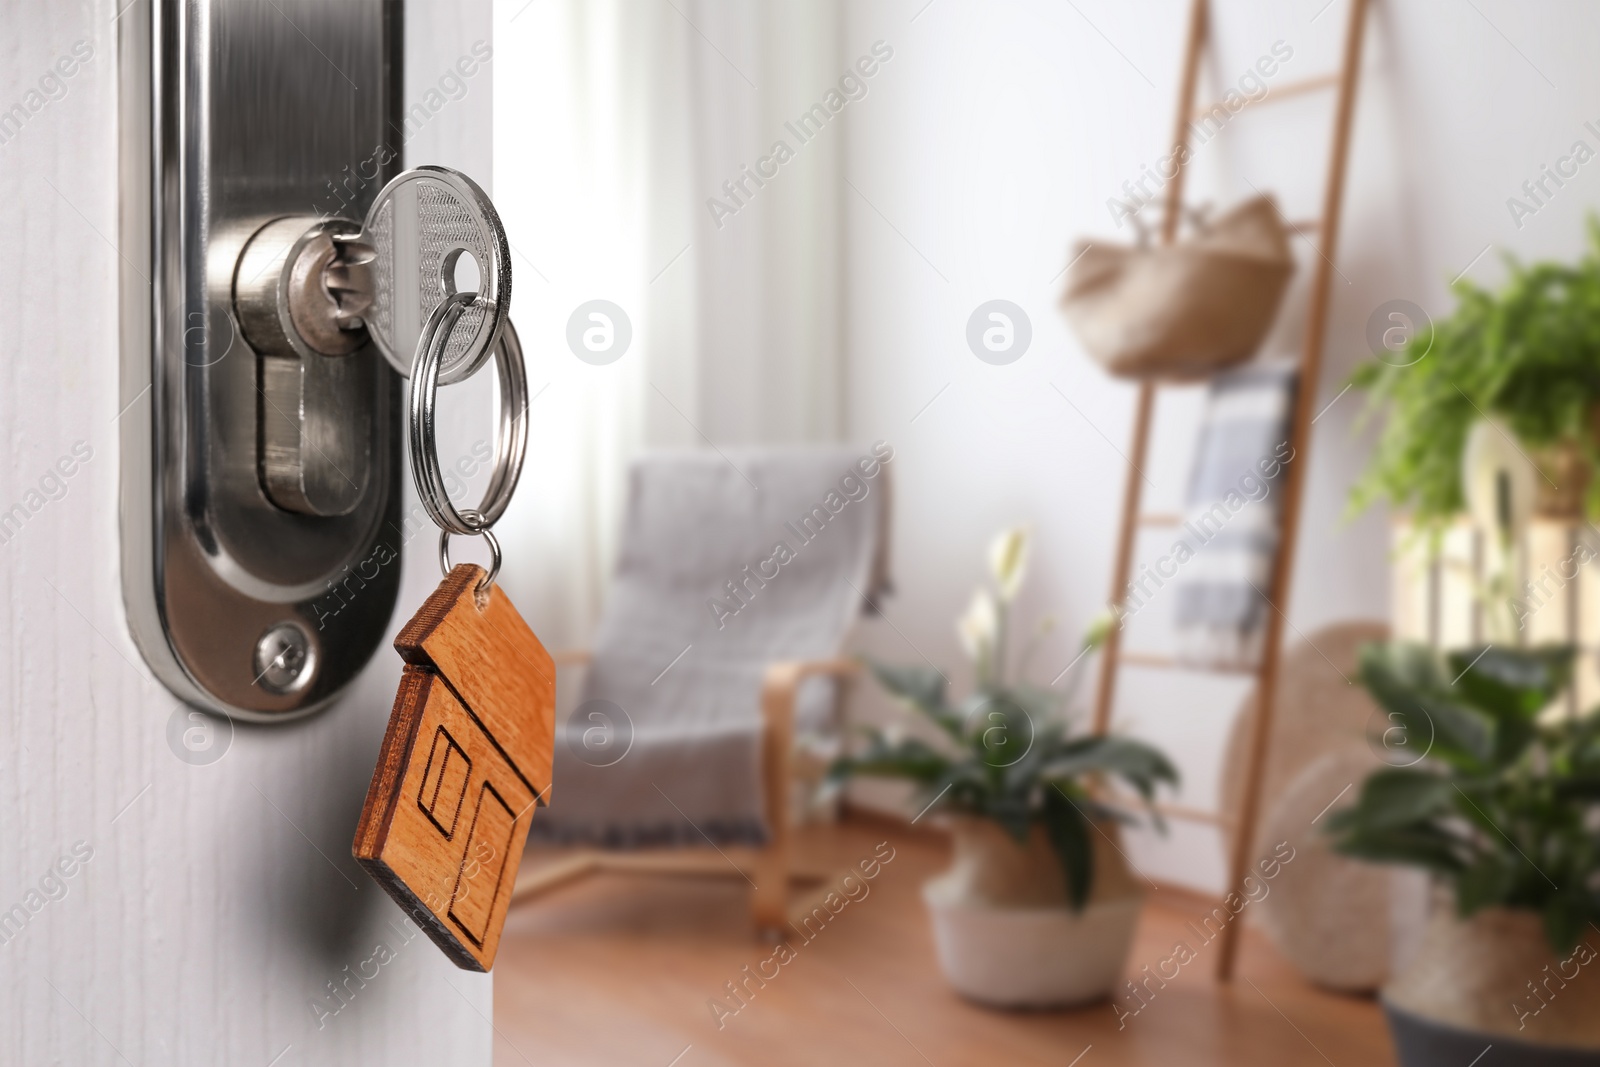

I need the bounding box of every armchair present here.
[510,447,892,935]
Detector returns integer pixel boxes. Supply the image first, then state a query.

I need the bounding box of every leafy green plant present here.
[1328,642,1600,952]
[828,529,1178,910]
[1349,219,1600,528]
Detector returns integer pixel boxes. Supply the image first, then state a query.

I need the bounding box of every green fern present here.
[1349,217,1600,529]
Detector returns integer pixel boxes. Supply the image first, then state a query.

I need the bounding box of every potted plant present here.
[829,528,1178,1008]
[1350,220,1600,529]
[1328,641,1600,1065]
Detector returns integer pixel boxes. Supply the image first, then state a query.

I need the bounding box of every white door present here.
[0,2,497,1063]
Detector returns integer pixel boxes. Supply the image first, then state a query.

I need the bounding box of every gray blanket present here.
[530,445,891,847]
[1172,362,1297,667]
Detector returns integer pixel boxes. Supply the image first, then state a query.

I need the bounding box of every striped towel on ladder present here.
[1172,362,1299,668]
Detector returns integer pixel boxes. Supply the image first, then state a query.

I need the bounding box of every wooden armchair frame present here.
[509,653,860,935]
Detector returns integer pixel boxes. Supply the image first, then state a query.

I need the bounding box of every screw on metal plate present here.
[254,622,315,694]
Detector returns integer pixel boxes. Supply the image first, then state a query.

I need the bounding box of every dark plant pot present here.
[1385,1001,1600,1067]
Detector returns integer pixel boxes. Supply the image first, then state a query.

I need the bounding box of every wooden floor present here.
[494,817,1395,1066]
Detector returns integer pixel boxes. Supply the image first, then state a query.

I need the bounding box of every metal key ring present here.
[408,291,529,537]
[439,509,502,592]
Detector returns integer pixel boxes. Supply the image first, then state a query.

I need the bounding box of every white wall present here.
[839,0,1600,890]
[0,2,496,1063]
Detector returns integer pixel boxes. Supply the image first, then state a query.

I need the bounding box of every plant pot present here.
[1381,902,1600,1066]
[1531,437,1592,520]
[1384,1003,1600,1067]
[922,816,1143,1008]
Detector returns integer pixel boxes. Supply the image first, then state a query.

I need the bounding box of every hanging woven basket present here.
[1060,195,1296,381]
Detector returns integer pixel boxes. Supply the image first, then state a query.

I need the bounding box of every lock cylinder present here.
[234,216,368,357]
[233,215,377,517]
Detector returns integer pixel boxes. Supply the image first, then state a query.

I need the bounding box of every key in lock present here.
[232,167,511,516]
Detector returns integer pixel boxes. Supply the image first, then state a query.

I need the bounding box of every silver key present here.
[327,166,511,385]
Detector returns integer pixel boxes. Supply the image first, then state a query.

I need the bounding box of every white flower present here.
[957,588,999,665]
[1082,612,1116,651]
[987,527,1031,602]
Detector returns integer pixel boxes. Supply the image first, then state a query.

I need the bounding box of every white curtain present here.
[683,0,847,445]
[492,0,845,645]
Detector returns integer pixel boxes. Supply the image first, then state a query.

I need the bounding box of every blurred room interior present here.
[7,0,1600,1065]
[484,1,1600,1064]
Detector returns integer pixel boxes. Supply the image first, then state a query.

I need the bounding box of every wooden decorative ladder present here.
[1087,0,1371,982]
